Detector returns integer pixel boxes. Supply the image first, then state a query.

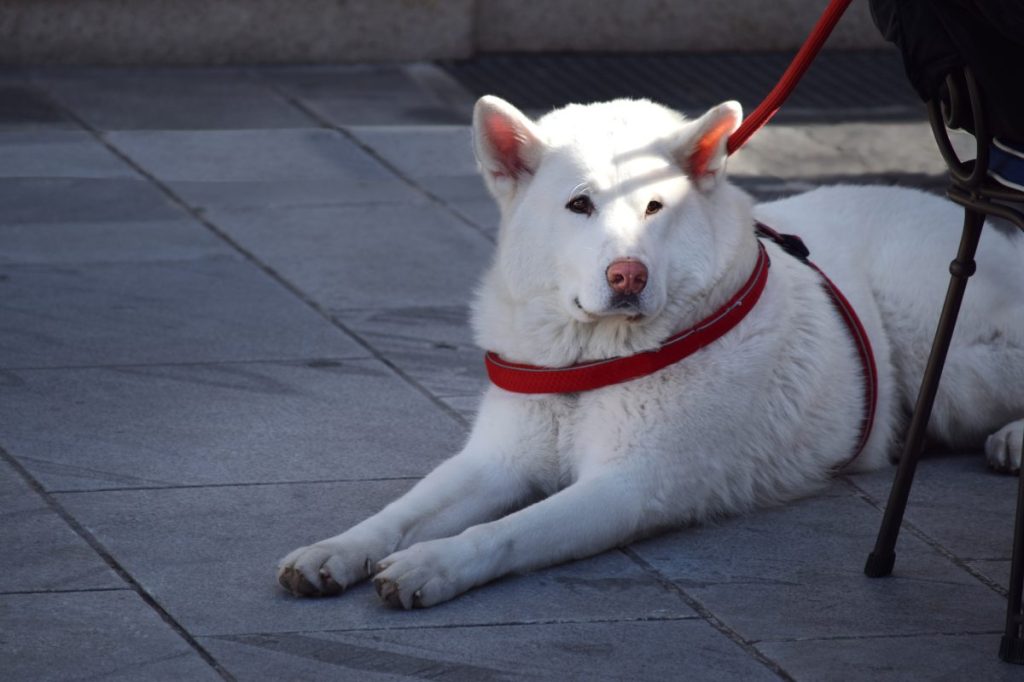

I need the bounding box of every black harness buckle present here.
[754,221,811,261]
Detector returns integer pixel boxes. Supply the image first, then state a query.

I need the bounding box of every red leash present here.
[726,0,853,155]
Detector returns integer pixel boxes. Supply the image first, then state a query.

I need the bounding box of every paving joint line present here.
[841,477,1008,597]
[0,446,237,682]
[253,73,496,245]
[0,355,372,373]
[207,614,701,639]
[754,628,1004,645]
[0,586,130,596]
[43,92,471,433]
[49,476,424,495]
[619,546,796,682]
[0,253,246,269]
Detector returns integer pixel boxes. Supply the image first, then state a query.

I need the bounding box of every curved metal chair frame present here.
[863,66,1024,663]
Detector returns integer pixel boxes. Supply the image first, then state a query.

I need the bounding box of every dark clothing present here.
[869,0,1024,142]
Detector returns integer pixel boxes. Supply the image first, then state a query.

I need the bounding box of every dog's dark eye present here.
[566,195,594,216]
[645,200,663,216]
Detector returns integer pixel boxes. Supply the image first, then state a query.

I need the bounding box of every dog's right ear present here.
[472,96,545,201]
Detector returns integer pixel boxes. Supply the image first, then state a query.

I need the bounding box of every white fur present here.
[278,97,1024,609]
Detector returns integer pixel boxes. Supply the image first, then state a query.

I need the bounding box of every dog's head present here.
[471,97,750,365]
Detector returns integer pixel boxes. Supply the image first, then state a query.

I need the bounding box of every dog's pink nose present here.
[606,259,648,295]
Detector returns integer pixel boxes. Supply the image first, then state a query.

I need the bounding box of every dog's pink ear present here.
[675,101,742,191]
[473,96,545,197]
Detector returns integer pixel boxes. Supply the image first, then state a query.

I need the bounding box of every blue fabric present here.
[991,138,1024,191]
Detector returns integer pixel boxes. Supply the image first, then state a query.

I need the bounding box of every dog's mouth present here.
[574,296,646,322]
[608,293,647,321]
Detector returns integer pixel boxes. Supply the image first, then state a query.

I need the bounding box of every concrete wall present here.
[0,0,885,65]
[477,0,884,53]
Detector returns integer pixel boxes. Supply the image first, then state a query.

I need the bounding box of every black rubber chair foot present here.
[999,635,1024,664]
[864,551,896,578]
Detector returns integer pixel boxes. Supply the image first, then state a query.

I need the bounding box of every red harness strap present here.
[483,223,878,466]
[754,222,878,463]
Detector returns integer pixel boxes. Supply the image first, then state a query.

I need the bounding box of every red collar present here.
[484,241,770,394]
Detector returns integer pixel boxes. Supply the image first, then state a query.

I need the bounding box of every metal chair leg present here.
[1000,438,1024,663]
[864,207,985,578]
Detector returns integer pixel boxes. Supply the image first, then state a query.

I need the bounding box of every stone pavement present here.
[0,58,1020,681]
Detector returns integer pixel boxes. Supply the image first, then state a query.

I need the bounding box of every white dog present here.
[278,96,1024,609]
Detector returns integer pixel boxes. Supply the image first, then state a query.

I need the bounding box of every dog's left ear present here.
[673,101,742,192]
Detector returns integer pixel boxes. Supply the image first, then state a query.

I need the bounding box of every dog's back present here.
[757,185,1024,451]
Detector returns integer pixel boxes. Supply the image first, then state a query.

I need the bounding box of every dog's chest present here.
[529,394,580,492]
[517,393,600,492]
[532,383,670,492]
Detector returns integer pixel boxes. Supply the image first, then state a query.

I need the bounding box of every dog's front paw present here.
[985,419,1024,474]
[277,537,381,598]
[372,540,472,609]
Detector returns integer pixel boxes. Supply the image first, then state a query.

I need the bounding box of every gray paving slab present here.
[0,458,122,592]
[0,257,366,368]
[55,481,694,637]
[447,198,501,236]
[205,202,492,311]
[0,590,222,681]
[727,121,951,199]
[262,66,465,126]
[757,633,1018,682]
[348,125,500,235]
[346,126,481,195]
[202,619,777,681]
[0,177,184,225]
[414,174,493,204]
[37,67,314,130]
[630,483,1006,641]
[343,305,476,349]
[970,560,1011,591]
[107,128,425,210]
[0,359,464,491]
[0,130,133,178]
[0,218,231,265]
[342,306,487,403]
[851,454,1017,561]
[0,82,78,131]
[442,394,482,422]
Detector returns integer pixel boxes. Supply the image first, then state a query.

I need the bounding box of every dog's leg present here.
[372,467,651,608]
[277,454,532,597]
[986,419,1024,473]
[277,392,546,597]
[277,455,531,597]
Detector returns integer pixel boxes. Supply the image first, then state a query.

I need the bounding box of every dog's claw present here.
[279,566,320,597]
[319,569,343,596]
[374,576,402,608]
